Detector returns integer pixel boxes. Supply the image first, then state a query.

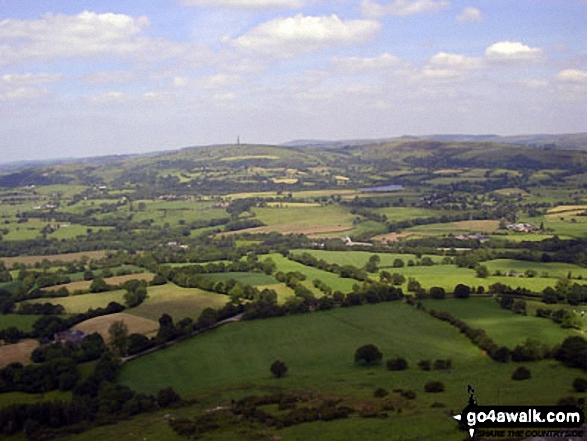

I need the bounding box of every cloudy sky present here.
[1,0,586,162]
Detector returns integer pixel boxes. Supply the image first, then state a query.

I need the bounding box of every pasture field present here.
[73,312,159,341]
[118,302,584,440]
[293,249,445,267]
[0,314,43,332]
[0,390,72,410]
[2,218,46,241]
[49,224,111,240]
[378,264,569,293]
[26,290,127,314]
[483,259,587,279]
[348,220,388,238]
[206,272,279,286]
[525,213,587,238]
[0,250,109,267]
[67,265,145,281]
[523,300,587,331]
[251,205,355,235]
[0,339,39,368]
[44,273,154,293]
[33,184,88,198]
[547,204,587,214]
[267,253,357,294]
[372,206,439,223]
[406,219,500,234]
[126,283,229,321]
[256,283,295,303]
[421,298,577,347]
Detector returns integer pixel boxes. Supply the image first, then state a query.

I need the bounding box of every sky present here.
[0,0,586,162]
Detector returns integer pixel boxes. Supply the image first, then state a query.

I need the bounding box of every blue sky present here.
[0,0,586,162]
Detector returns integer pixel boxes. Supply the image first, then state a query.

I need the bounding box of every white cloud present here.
[485,41,543,61]
[173,73,244,89]
[1,73,63,86]
[0,73,62,101]
[419,51,481,81]
[556,69,587,82]
[455,7,482,23]
[232,14,380,57]
[519,79,549,88]
[0,87,50,101]
[331,53,400,73]
[85,91,132,105]
[181,0,307,8]
[361,0,450,18]
[0,11,183,65]
[83,70,136,85]
[429,51,482,69]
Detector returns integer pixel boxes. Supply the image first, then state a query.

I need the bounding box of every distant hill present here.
[283,133,587,150]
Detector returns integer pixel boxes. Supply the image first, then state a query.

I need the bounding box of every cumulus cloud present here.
[519,79,549,88]
[419,51,481,81]
[429,51,482,69]
[85,91,133,105]
[455,7,482,22]
[181,0,307,8]
[173,73,244,89]
[232,14,380,57]
[361,0,450,18]
[0,73,62,101]
[556,69,587,82]
[0,11,182,65]
[1,73,63,86]
[485,41,543,61]
[83,70,137,85]
[330,53,400,73]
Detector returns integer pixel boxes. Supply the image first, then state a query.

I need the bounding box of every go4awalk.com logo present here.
[453,385,585,438]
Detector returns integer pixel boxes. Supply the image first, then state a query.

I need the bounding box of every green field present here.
[252,205,355,234]
[126,283,229,321]
[267,253,357,294]
[0,314,43,332]
[206,272,279,286]
[483,259,587,279]
[422,298,577,347]
[118,301,585,440]
[25,290,127,314]
[0,390,72,409]
[293,249,445,267]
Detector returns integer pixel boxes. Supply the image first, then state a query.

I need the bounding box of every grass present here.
[0,390,72,410]
[407,220,500,234]
[483,259,587,279]
[44,273,154,293]
[0,314,43,332]
[373,207,441,222]
[206,272,279,286]
[118,302,487,397]
[26,290,127,314]
[73,312,159,341]
[118,301,585,440]
[126,283,229,321]
[0,339,39,368]
[293,249,445,268]
[256,283,295,303]
[376,264,567,293]
[422,298,577,347]
[0,250,109,268]
[268,253,357,294]
[250,205,355,235]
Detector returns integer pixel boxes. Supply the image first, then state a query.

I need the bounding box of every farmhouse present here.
[506,222,538,233]
[344,236,373,247]
[54,329,86,345]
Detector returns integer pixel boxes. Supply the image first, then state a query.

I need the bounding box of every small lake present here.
[359,184,404,192]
